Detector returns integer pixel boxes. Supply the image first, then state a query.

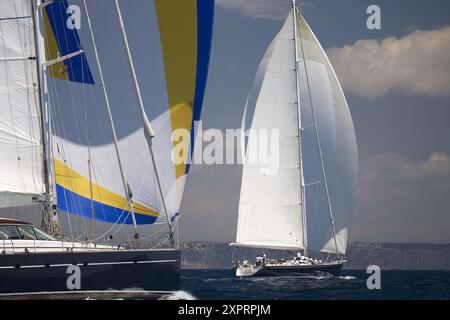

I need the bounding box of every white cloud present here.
[216,0,311,20]
[401,152,450,178]
[327,27,450,98]
[358,152,450,183]
[352,151,450,243]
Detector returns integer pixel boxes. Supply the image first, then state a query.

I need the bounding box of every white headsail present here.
[0,0,45,208]
[296,13,357,255]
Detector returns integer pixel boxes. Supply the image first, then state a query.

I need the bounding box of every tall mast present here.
[295,4,340,258]
[83,0,139,238]
[31,0,61,237]
[292,0,308,255]
[114,0,175,247]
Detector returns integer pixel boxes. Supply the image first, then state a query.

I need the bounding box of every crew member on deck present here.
[255,255,263,266]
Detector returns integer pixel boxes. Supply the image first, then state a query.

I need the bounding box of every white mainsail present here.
[0,0,45,208]
[235,8,357,255]
[235,11,305,250]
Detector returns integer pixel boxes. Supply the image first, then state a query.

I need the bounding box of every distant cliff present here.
[345,242,450,270]
[180,242,450,270]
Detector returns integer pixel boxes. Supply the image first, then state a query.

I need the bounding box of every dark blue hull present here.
[0,249,180,294]
[254,263,344,277]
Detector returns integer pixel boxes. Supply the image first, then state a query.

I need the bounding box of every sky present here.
[2,0,449,245]
[179,0,450,243]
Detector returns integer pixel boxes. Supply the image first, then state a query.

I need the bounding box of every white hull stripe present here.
[19,265,46,269]
[136,259,176,264]
[0,290,175,297]
[0,259,178,269]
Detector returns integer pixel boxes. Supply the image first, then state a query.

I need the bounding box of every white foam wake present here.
[160,290,197,300]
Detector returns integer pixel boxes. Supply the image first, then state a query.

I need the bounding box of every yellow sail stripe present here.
[54,160,158,217]
[154,0,198,179]
[42,9,69,81]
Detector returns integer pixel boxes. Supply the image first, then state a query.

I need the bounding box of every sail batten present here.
[42,0,94,84]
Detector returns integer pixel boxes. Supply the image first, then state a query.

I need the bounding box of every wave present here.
[160,290,197,300]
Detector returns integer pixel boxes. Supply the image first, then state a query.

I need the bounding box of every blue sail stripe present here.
[56,184,157,225]
[186,0,214,174]
[44,0,94,84]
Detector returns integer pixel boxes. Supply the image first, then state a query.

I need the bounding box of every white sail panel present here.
[296,14,357,255]
[44,0,161,225]
[52,109,181,225]
[0,1,45,208]
[236,12,305,250]
[47,1,214,226]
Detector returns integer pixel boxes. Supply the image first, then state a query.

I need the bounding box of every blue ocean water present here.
[180,269,450,300]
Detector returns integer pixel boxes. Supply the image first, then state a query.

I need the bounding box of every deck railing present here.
[1,238,119,254]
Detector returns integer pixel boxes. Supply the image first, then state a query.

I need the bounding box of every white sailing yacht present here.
[0,0,213,295]
[231,1,357,277]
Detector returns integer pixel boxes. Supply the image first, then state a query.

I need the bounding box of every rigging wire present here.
[37,0,175,246]
[296,10,340,258]
[45,5,90,240]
